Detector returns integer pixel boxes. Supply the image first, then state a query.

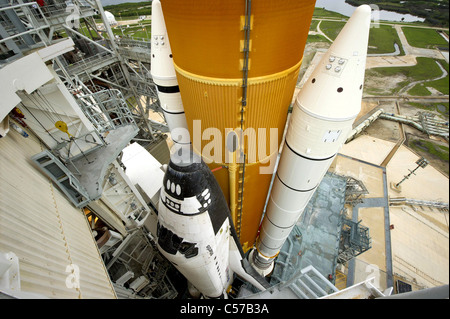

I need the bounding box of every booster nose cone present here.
[296,4,371,123]
[150,0,177,86]
[328,4,372,58]
[151,0,166,36]
[150,0,190,145]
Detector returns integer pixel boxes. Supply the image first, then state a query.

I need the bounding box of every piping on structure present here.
[346,108,384,143]
[160,0,316,250]
[390,197,449,210]
[380,112,449,139]
[250,5,372,275]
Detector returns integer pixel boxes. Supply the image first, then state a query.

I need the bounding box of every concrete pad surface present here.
[390,206,449,288]
[386,145,449,203]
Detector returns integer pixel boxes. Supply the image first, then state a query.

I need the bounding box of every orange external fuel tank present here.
[161,0,316,251]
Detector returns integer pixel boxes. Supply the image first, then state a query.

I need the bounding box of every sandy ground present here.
[355,207,387,289]
[354,100,379,123]
[364,73,409,96]
[386,145,449,202]
[336,132,449,290]
[331,153,385,199]
[365,55,417,69]
[340,135,396,167]
[390,205,449,288]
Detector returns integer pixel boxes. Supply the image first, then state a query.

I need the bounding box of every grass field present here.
[368,25,405,55]
[410,139,449,162]
[319,21,406,55]
[366,57,449,94]
[309,19,320,31]
[408,84,434,96]
[369,57,444,81]
[402,27,449,49]
[112,24,151,39]
[312,8,348,19]
[319,20,345,41]
[408,60,449,96]
[406,102,449,116]
[103,1,152,18]
[306,34,329,43]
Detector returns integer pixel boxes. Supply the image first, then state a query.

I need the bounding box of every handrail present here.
[0,2,49,44]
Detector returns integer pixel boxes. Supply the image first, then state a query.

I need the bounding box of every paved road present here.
[312,17,449,31]
[314,18,447,68]
[399,60,449,94]
[316,20,333,42]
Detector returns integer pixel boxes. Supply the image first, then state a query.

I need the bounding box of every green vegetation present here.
[319,22,405,55]
[318,21,405,55]
[368,25,405,55]
[410,139,449,162]
[112,24,151,39]
[406,102,449,117]
[319,21,346,41]
[103,1,152,18]
[408,60,449,96]
[402,27,449,49]
[345,0,449,27]
[309,20,320,31]
[313,7,348,19]
[306,34,329,43]
[408,84,433,96]
[367,57,448,94]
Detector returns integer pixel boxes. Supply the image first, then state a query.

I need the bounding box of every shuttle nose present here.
[169,145,202,170]
[357,4,373,15]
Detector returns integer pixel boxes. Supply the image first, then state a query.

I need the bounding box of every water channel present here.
[315,0,425,22]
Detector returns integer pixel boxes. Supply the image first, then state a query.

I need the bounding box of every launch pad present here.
[270,173,347,292]
[0,0,447,300]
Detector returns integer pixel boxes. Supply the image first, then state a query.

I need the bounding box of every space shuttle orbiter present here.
[156,146,268,298]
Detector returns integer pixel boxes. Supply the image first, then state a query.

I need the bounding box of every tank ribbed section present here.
[161,0,316,248]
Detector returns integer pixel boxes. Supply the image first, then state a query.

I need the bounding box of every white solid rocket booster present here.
[251,5,372,274]
[150,0,190,145]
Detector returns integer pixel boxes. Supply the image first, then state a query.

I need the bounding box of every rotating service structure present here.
[160,0,316,250]
[251,5,373,274]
